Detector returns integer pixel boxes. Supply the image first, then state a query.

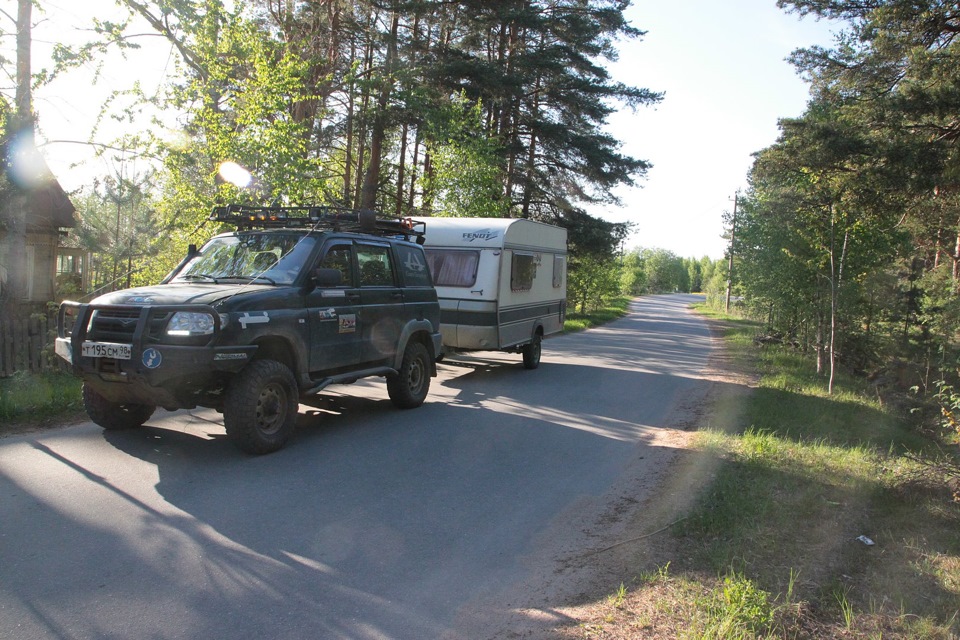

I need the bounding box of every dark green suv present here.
[55,205,442,454]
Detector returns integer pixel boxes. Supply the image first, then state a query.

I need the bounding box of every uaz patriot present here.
[55,205,442,454]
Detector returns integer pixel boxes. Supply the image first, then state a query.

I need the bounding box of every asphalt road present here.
[0,294,714,640]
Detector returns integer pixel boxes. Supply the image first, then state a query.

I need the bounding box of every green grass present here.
[564,296,630,332]
[0,371,83,427]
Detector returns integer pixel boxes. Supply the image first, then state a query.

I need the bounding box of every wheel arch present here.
[394,319,439,376]
[250,336,301,382]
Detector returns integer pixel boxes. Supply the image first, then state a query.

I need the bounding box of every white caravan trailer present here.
[414,217,567,369]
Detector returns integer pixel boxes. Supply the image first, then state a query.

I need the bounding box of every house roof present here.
[8,138,77,230]
[27,175,76,229]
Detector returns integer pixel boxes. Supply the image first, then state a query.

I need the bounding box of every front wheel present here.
[224,359,299,454]
[387,341,431,409]
[83,383,156,430]
[522,333,542,370]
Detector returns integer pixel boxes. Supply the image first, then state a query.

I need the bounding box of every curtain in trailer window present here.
[424,249,479,287]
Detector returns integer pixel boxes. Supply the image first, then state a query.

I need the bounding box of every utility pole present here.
[724,191,738,313]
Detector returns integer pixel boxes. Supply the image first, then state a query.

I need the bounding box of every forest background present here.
[2,0,713,323]
[4,0,960,406]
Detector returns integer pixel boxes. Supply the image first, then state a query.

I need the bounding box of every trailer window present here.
[424,249,479,287]
[553,255,565,288]
[511,252,537,291]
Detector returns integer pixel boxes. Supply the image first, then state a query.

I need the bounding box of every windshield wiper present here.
[219,274,278,285]
[179,273,220,283]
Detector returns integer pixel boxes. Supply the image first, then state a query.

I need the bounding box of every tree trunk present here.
[395,122,408,216]
[828,208,850,396]
[0,0,34,324]
[360,11,400,210]
[953,214,960,284]
[828,205,837,395]
[343,37,357,205]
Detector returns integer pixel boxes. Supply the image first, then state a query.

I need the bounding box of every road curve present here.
[0,294,714,640]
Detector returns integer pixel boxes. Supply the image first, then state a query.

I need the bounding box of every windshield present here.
[171,233,317,285]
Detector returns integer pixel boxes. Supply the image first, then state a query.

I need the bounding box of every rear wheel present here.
[82,383,155,430]
[522,333,542,370]
[224,359,299,454]
[387,341,431,409]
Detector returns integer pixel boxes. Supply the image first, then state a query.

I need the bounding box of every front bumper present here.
[56,302,255,408]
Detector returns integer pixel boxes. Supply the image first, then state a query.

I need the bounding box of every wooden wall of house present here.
[0,304,59,377]
[0,231,68,376]
[26,230,59,303]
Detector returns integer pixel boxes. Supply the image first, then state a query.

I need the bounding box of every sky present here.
[595,1,840,258]
[24,0,842,260]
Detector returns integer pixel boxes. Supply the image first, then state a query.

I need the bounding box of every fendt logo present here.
[462,229,500,243]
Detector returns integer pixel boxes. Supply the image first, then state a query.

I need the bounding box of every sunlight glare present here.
[218,161,252,188]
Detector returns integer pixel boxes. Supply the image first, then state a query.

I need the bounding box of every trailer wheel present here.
[224,359,299,454]
[522,333,542,370]
[82,383,155,430]
[388,341,431,409]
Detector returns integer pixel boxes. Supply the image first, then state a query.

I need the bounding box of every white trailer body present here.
[414,217,567,366]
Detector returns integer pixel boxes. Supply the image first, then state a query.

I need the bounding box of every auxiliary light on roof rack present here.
[210,204,426,243]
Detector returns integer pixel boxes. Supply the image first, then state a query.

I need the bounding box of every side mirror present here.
[313,267,343,287]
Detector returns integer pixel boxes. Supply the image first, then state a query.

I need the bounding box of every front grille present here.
[87,308,171,343]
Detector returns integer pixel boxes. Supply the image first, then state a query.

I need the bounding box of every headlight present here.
[167,312,216,336]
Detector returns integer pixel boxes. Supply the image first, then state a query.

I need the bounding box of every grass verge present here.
[561,306,960,639]
[564,297,631,332]
[0,371,84,435]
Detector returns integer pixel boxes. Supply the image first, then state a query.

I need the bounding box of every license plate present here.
[82,341,132,360]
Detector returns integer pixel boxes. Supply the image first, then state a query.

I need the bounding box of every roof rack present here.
[210,204,426,242]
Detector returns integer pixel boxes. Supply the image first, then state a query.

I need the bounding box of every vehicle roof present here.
[410,216,567,251]
[211,228,421,245]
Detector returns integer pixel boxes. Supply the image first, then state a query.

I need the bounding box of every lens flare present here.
[218,161,252,188]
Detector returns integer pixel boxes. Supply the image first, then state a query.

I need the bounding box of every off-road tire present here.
[387,341,431,409]
[82,383,156,430]
[224,359,299,454]
[522,333,542,370]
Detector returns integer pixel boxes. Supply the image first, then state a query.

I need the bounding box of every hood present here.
[91,283,270,307]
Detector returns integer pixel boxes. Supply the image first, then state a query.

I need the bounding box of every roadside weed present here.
[834,586,855,630]
[609,582,627,609]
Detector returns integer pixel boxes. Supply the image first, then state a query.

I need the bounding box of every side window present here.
[424,249,479,287]
[510,252,537,292]
[553,255,565,288]
[319,243,354,286]
[396,245,433,287]
[357,244,395,287]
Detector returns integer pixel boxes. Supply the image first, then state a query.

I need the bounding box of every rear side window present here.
[357,244,395,287]
[396,245,433,287]
[425,249,479,287]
